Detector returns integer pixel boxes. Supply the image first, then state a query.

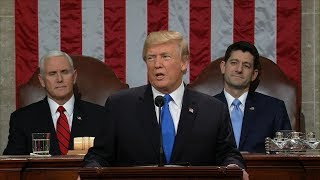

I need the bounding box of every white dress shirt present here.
[223,89,248,115]
[48,95,75,131]
[152,81,185,134]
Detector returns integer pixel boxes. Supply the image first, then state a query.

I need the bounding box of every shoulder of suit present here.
[77,99,105,109]
[108,85,148,99]
[250,91,285,103]
[186,88,224,104]
[76,99,95,106]
[212,91,224,99]
[13,99,47,115]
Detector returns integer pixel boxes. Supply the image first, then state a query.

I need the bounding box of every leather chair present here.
[17,55,129,108]
[187,56,300,131]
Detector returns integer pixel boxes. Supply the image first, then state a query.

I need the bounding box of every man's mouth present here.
[232,75,243,79]
[155,73,165,80]
[55,86,66,89]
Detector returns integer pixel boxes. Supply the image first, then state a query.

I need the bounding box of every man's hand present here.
[227,164,249,180]
[242,169,249,180]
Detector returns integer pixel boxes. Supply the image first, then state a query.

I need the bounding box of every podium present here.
[79,166,243,180]
[1,154,320,179]
[0,157,26,179]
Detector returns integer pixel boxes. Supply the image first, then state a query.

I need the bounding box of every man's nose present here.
[235,64,243,72]
[56,73,63,82]
[154,57,163,67]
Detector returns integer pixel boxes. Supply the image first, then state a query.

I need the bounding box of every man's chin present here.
[152,84,170,94]
[229,83,248,90]
[51,93,72,101]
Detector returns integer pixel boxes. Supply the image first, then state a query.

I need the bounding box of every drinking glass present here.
[32,133,50,155]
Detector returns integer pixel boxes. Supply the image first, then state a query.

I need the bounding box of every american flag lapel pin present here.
[249,107,255,111]
[189,107,194,113]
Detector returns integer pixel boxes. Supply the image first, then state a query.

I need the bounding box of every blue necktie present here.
[161,94,175,163]
[231,99,243,148]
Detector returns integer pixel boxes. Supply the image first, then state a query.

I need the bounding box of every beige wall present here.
[0,0,319,153]
[301,0,320,134]
[0,0,15,153]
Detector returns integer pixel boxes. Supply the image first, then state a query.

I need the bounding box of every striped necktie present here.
[161,94,175,163]
[231,99,243,148]
[56,106,70,155]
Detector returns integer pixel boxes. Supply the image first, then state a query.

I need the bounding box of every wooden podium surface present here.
[0,153,320,180]
[242,153,320,180]
[0,155,83,180]
[79,166,243,180]
[0,157,26,180]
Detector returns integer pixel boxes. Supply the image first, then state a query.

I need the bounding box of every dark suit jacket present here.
[84,85,245,169]
[3,97,107,155]
[214,91,292,153]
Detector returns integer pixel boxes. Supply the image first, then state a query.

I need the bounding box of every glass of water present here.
[32,133,50,155]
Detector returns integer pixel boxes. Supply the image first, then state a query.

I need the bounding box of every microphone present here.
[155,96,164,107]
[154,95,164,167]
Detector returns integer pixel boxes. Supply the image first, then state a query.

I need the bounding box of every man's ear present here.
[180,56,189,74]
[251,69,259,81]
[73,69,78,84]
[38,74,46,88]
[220,61,226,74]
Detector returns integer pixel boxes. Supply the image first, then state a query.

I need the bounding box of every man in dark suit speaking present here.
[83,30,248,179]
[214,41,292,153]
[3,50,107,155]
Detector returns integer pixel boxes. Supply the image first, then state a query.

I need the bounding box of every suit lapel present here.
[137,85,160,157]
[239,92,257,149]
[171,89,197,162]
[216,92,228,105]
[69,99,85,150]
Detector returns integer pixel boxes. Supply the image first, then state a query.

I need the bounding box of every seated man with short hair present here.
[214,41,292,153]
[3,50,107,155]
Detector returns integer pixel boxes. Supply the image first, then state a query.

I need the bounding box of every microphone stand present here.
[155,96,164,167]
[158,104,164,167]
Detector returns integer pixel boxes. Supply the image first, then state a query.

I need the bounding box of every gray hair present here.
[39,50,74,75]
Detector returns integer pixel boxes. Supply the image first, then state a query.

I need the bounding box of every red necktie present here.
[56,106,70,155]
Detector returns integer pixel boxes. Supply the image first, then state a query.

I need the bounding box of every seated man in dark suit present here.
[214,41,292,153]
[3,50,107,155]
[83,30,248,180]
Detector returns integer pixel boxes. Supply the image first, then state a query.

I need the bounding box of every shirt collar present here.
[151,81,185,108]
[48,95,75,116]
[223,89,248,108]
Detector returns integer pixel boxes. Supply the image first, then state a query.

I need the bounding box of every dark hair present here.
[224,41,260,71]
[224,41,261,91]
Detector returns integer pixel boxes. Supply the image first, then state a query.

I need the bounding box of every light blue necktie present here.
[161,94,175,163]
[231,99,243,148]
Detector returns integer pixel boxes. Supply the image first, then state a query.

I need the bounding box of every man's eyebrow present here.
[146,53,156,56]
[160,52,170,55]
